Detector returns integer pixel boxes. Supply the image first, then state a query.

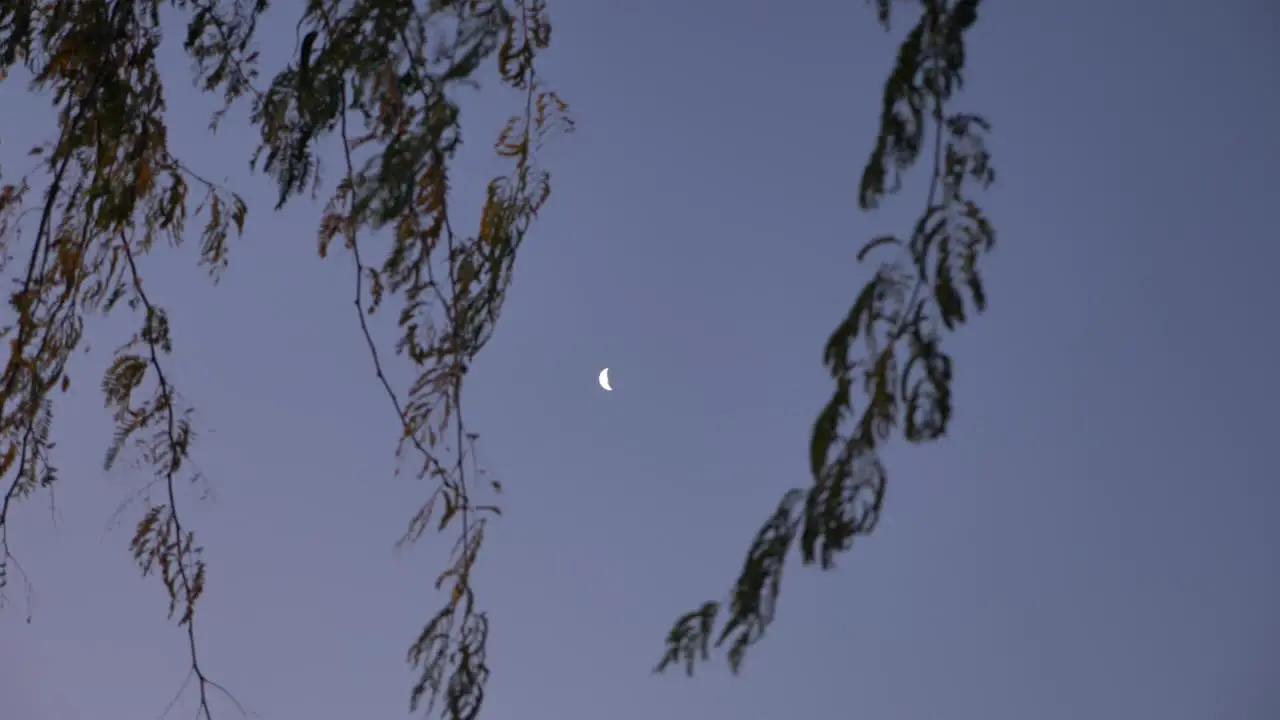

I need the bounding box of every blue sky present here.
[2,1,1278,718]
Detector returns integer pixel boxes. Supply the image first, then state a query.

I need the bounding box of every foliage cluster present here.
[656,0,996,677]
[0,0,569,717]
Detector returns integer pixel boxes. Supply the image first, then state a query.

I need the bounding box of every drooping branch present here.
[116,237,246,720]
[296,1,571,716]
[657,0,995,676]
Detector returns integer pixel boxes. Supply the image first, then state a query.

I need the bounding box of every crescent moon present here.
[598,367,613,392]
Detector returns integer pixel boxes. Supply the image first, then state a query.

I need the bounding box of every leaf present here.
[934,265,965,330]
[435,567,456,590]
[654,602,721,676]
[438,498,458,531]
[823,279,879,371]
[0,443,17,476]
[966,269,986,312]
[857,234,900,262]
[458,256,476,289]
[809,378,849,479]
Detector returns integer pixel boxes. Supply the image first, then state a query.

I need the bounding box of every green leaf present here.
[934,250,965,330]
[823,279,879,371]
[965,267,987,312]
[809,378,849,479]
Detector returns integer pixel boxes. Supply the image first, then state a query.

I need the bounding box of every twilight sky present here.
[2,2,1278,719]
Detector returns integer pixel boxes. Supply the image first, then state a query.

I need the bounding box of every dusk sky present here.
[2,2,1278,719]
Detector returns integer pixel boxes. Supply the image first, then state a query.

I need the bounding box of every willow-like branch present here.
[657,0,995,676]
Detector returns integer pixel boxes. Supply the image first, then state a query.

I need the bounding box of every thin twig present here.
[120,238,246,720]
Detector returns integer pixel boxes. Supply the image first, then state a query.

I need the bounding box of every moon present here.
[598,367,613,392]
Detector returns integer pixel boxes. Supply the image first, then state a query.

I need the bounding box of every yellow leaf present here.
[435,566,456,590]
[0,443,17,476]
[458,257,476,288]
[136,161,153,195]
